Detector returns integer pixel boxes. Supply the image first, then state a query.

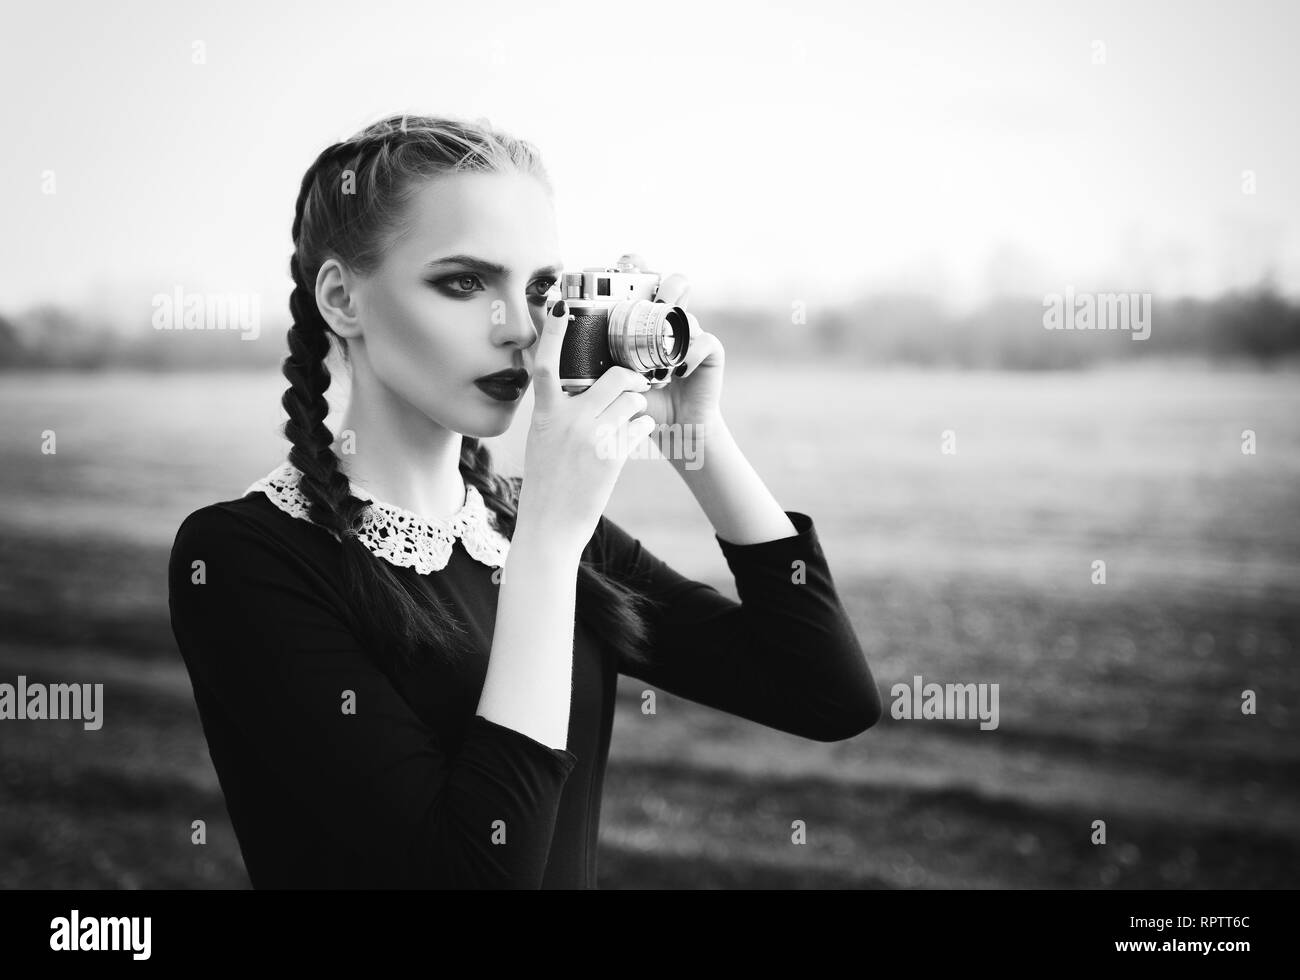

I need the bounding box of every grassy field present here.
[1,360,1297,888]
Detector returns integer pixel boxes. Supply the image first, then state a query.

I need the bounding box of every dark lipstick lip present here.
[474,368,529,387]
[474,369,529,401]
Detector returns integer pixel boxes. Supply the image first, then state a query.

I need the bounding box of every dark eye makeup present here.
[428,273,558,302]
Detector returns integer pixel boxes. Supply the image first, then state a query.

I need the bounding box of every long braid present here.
[457,436,521,536]
[282,258,365,542]
[282,151,357,542]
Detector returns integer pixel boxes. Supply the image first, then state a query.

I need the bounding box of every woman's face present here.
[340,171,563,438]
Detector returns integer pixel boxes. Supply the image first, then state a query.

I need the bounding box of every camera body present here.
[544,255,690,394]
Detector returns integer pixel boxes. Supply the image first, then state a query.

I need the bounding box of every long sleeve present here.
[595,510,882,742]
[167,504,578,888]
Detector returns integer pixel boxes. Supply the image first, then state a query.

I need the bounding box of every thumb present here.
[530,295,569,407]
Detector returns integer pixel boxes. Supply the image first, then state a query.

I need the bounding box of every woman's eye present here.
[434,273,484,295]
[528,277,558,303]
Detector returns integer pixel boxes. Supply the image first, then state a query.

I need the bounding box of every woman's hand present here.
[517,298,658,554]
[637,264,725,433]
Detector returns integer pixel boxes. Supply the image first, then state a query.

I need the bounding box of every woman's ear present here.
[317,258,364,340]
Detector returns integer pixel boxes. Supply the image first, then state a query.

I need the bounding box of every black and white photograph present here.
[0,0,1295,957]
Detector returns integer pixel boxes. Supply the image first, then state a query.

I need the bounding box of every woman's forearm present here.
[669,416,797,545]
[476,523,581,751]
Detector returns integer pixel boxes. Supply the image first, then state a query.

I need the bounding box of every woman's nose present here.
[494,295,542,348]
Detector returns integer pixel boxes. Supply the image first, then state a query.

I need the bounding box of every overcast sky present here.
[2,0,1297,328]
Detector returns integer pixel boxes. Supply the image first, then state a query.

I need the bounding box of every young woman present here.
[167,113,882,889]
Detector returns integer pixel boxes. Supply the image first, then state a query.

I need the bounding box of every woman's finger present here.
[654,272,691,310]
[596,388,650,427]
[612,413,659,457]
[674,327,722,378]
[684,310,702,345]
[529,293,569,408]
[578,365,650,416]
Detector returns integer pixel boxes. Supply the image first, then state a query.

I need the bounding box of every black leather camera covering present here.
[559,309,615,380]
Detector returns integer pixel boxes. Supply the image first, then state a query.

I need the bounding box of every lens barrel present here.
[607,300,690,372]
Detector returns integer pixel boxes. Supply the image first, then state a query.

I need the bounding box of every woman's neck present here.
[330,364,466,522]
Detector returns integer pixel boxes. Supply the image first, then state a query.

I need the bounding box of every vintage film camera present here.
[544,255,691,394]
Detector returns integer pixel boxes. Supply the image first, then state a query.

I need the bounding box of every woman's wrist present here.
[511,500,589,564]
[671,416,797,545]
[667,411,729,475]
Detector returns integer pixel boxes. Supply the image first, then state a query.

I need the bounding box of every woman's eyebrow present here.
[424,254,563,279]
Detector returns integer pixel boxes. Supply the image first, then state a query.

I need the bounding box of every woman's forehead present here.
[396,172,557,255]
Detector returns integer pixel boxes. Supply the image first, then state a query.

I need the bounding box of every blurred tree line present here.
[1,281,1297,371]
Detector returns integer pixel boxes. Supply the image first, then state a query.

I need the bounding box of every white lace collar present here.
[243,460,510,574]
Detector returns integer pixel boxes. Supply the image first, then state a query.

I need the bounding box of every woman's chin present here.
[461,403,520,439]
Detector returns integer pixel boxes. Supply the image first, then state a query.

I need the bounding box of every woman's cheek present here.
[367,295,456,391]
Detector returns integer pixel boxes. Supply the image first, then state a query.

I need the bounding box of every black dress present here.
[167,473,881,889]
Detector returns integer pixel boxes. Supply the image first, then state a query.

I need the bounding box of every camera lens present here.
[607,300,690,372]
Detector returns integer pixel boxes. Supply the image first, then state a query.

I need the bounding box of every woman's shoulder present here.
[176,489,295,539]
[170,483,335,577]
[167,491,360,665]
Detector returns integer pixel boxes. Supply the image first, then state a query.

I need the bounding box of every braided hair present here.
[280,113,659,679]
